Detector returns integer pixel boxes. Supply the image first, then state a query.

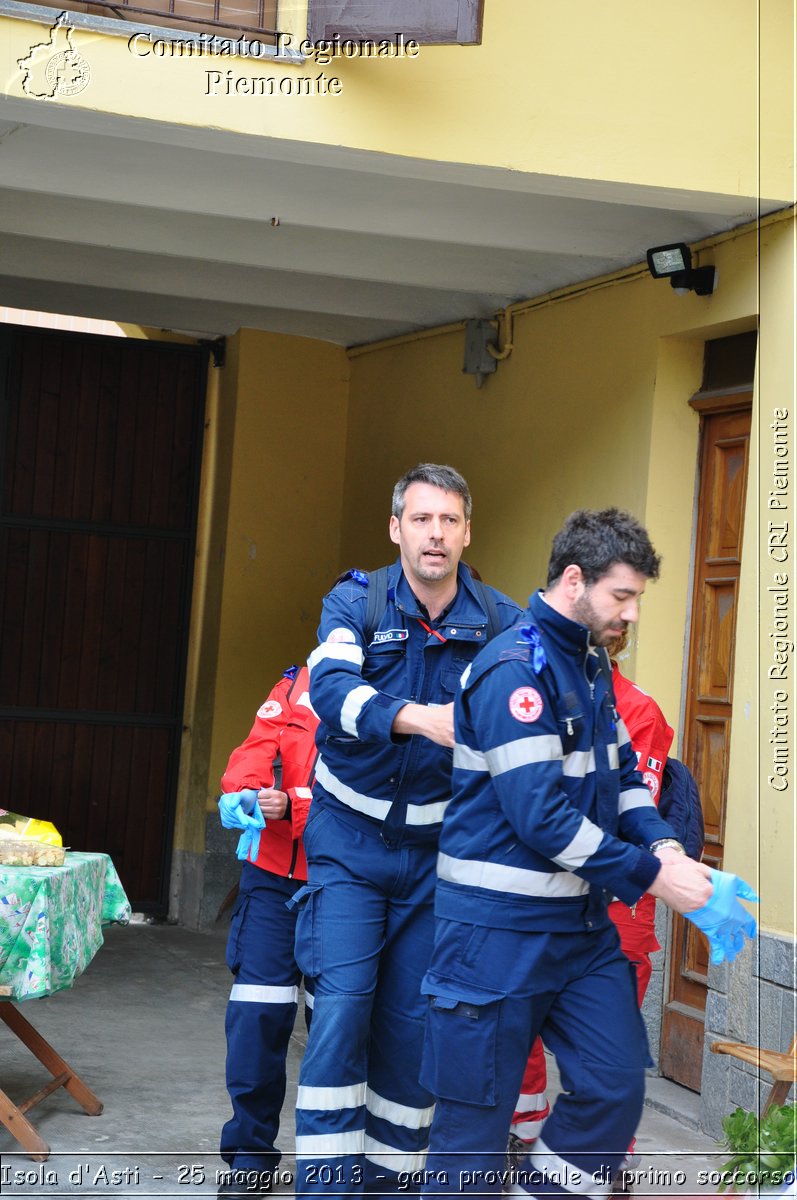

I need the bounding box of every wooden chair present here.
[710,1033,797,1115]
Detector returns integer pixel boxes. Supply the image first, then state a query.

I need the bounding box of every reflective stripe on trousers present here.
[294,805,438,1199]
[220,862,313,1173]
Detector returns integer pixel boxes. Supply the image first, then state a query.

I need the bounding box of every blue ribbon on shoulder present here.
[517,623,547,673]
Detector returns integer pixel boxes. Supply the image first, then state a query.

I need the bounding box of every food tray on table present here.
[0,840,66,867]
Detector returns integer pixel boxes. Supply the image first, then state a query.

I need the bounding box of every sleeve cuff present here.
[612,848,661,906]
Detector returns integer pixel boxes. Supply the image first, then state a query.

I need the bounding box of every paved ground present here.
[0,921,727,1197]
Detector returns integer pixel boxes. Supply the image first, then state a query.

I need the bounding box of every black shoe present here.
[506,1134,528,1173]
[609,1168,634,1197]
[217,1168,273,1196]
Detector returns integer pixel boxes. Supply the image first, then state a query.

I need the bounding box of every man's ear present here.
[463,521,471,548]
[561,563,585,598]
[389,514,401,546]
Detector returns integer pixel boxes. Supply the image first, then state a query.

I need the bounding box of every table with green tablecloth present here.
[0,850,130,1001]
[0,850,131,1159]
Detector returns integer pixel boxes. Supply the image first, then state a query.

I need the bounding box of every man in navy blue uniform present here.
[292,464,520,1199]
[419,508,757,1198]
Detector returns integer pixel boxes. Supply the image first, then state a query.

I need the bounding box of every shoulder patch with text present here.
[257,700,283,720]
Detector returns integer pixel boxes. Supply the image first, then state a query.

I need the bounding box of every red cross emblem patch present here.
[508,687,544,723]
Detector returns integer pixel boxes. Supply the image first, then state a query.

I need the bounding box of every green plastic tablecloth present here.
[0,850,131,1001]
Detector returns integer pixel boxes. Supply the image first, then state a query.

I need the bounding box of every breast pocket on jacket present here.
[440,653,479,696]
[362,639,407,688]
[557,710,585,759]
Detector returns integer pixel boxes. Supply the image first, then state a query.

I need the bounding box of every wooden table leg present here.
[0,1003,104,1116]
[0,1083,51,1161]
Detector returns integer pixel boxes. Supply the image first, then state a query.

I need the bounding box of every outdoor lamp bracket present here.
[646,242,717,296]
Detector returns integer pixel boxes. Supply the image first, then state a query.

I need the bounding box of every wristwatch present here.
[650,837,686,854]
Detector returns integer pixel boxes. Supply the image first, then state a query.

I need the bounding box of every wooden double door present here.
[0,326,207,911]
[659,395,752,1091]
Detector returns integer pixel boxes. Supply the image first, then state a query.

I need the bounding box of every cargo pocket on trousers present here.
[286,882,323,979]
[419,974,506,1106]
[225,894,250,975]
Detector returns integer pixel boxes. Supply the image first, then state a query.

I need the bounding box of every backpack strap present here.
[595,647,619,717]
[469,578,502,642]
[363,565,390,646]
[364,567,501,645]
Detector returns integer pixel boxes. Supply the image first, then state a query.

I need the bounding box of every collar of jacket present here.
[528,588,592,657]
[391,559,491,629]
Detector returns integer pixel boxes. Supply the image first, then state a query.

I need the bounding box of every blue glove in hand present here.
[218,788,259,830]
[685,869,759,964]
[235,804,265,863]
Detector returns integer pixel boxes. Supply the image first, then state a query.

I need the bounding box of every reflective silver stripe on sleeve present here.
[552,817,604,869]
[460,662,473,688]
[304,990,315,1010]
[314,758,391,820]
[485,733,563,777]
[607,742,620,770]
[296,1131,364,1156]
[561,749,595,778]
[340,684,378,735]
[437,852,589,898]
[616,719,632,747]
[229,983,298,1004]
[365,1138,429,1172]
[297,1082,366,1111]
[529,1137,611,1196]
[619,786,655,813]
[406,799,449,825]
[307,642,364,674]
[366,1088,435,1130]
[453,743,489,772]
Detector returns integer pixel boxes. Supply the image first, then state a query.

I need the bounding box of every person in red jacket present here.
[509,634,674,1162]
[217,664,318,1197]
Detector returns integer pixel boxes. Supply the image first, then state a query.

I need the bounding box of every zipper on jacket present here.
[287,839,299,879]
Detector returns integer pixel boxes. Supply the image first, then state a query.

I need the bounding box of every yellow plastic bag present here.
[0,810,62,846]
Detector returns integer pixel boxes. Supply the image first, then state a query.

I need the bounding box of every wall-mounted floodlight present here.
[646,242,717,296]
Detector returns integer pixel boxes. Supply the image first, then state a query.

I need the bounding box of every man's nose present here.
[428,518,445,539]
[620,599,640,624]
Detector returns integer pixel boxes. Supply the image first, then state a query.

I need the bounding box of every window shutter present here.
[307,0,483,45]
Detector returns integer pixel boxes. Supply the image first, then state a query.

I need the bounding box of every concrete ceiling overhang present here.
[0,98,788,346]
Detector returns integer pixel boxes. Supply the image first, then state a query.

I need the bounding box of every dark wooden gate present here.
[0,326,207,912]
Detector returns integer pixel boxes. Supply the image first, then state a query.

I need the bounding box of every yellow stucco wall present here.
[336,218,790,934]
[725,218,795,934]
[205,328,349,800]
[1,0,792,201]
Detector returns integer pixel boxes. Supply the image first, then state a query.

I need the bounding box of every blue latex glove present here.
[685,869,759,964]
[218,788,259,829]
[235,804,265,863]
[218,789,265,861]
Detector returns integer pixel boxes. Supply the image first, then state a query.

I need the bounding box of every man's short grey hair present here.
[391,463,473,521]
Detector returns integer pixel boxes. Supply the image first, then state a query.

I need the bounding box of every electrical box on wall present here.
[462,319,498,388]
